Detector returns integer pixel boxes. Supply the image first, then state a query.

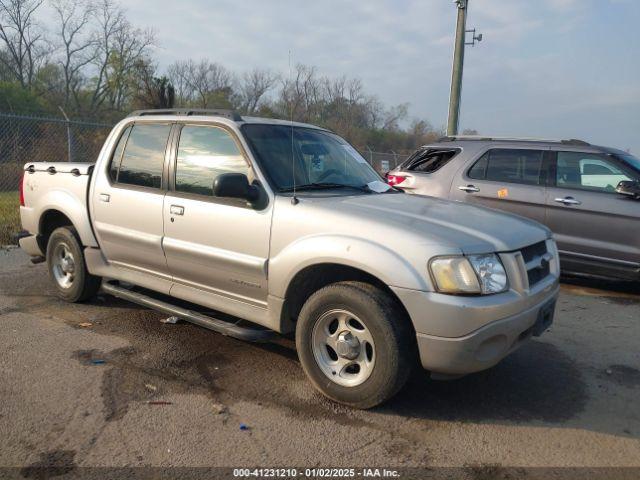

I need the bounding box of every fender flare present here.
[268,234,431,298]
[36,190,97,247]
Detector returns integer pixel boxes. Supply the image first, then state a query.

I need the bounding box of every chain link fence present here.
[0,112,112,244]
[0,111,411,245]
[358,148,410,175]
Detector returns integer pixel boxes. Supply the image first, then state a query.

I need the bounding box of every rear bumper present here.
[18,233,44,257]
[415,292,558,375]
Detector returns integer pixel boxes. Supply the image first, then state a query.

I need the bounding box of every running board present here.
[101,282,276,343]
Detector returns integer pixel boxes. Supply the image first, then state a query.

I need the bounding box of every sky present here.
[88,0,640,153]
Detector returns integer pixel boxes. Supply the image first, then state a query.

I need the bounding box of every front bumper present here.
[391,274,559,375]
[415,293,558,375]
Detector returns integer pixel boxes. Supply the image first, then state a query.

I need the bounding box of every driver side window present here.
[175,125,250,196]
[555,152,632,193]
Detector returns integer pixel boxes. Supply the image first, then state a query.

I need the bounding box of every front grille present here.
[521,241,547,264]
[527,262,550,286]
[520,241,551,288]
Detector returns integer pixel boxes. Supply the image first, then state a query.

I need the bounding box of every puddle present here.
[20,450,77,479]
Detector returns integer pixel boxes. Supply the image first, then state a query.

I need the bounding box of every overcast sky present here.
[106,0,640,152]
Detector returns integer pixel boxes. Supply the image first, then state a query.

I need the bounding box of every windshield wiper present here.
[279,183,373,193]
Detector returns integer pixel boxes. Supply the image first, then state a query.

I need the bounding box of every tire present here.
[296,281,416,409]
[46,226,101,303]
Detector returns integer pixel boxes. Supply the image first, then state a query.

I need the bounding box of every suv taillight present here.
[19,173,25,206]
[386,174,407,187]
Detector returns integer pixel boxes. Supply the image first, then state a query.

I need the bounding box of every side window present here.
[175,125,249,196]
[117,124,171,189]
[556,152,632,192]
[468,152,488,180]
[108,126,131,182]
[406,149,459,173]
[468,149,544,185]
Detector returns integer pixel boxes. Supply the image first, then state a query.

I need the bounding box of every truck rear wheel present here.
[46,226,101,303]
[296,281,415,409]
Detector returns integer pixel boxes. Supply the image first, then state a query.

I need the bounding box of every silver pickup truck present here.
[18,109,560,408]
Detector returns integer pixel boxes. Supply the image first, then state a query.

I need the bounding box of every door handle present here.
[170,205,184,216]
[458,184,480,193]
[554,196,582,206]
[99,193,110,203]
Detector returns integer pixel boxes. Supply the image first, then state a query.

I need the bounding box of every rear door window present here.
[468,149,545,185]
[403,148,460,173]
[116,124,172,189]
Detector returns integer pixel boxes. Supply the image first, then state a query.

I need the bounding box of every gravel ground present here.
[0,247,638,477]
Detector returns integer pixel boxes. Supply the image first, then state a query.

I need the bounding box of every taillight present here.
[387,174,407,187]
[19,172,25,206]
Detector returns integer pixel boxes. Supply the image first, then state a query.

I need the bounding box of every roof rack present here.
[128,108,243,121]
[436,135,590,146]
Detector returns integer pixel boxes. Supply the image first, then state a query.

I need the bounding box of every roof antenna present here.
[289,49,299,205]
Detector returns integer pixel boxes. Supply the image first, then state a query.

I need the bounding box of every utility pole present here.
[447,0,482,136]
[447,0,468,136]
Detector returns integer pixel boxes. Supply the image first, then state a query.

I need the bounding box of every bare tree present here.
[166,59,192,106]
[88,0,122,111]
[187,60,232,108]
[278,64,322,122]
[382,103,409,131]
[237,68,276,114]
[107,21,154,110]
[133,60,174,109]
[322,76,370,137]
[89,0,154,112]
[51,0,95,109]
[0,0,46,88]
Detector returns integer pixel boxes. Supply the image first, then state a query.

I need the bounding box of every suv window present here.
[556,151,633,192]
[116,124,171,189]
[108,126,131,182]
[468,149,544,185]
[175,125,249,196]
[402,148,459,173]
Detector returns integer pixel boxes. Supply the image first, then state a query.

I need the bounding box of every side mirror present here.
[616,180,640,200]
[213,173,260,203]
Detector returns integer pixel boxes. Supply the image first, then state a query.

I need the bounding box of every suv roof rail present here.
[128,108,243,121]
[436,135,590,146]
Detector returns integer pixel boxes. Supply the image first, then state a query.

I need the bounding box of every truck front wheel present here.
[296,281,416,409]
[46,226,101,303]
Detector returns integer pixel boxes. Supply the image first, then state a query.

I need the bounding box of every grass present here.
[0,191,20,245]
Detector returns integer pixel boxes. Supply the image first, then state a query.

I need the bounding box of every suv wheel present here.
[46,226,101,302]
[296,281,415,409]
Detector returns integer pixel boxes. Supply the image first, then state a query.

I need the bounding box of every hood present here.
[300,193,550,254]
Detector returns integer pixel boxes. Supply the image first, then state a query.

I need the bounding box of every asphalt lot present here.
[0,247,639,475]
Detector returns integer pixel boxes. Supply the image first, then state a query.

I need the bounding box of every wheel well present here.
[281,263,409,330]
[39,210,74,251]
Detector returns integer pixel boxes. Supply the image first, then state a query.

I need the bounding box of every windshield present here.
[241,123,384,192]
[618,153,640,173]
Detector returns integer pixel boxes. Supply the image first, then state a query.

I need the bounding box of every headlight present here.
[429,254,508,295]
[467,254,508,294]
[429,256,481,294]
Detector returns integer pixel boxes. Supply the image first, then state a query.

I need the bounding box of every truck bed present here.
[20,162,97,250]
